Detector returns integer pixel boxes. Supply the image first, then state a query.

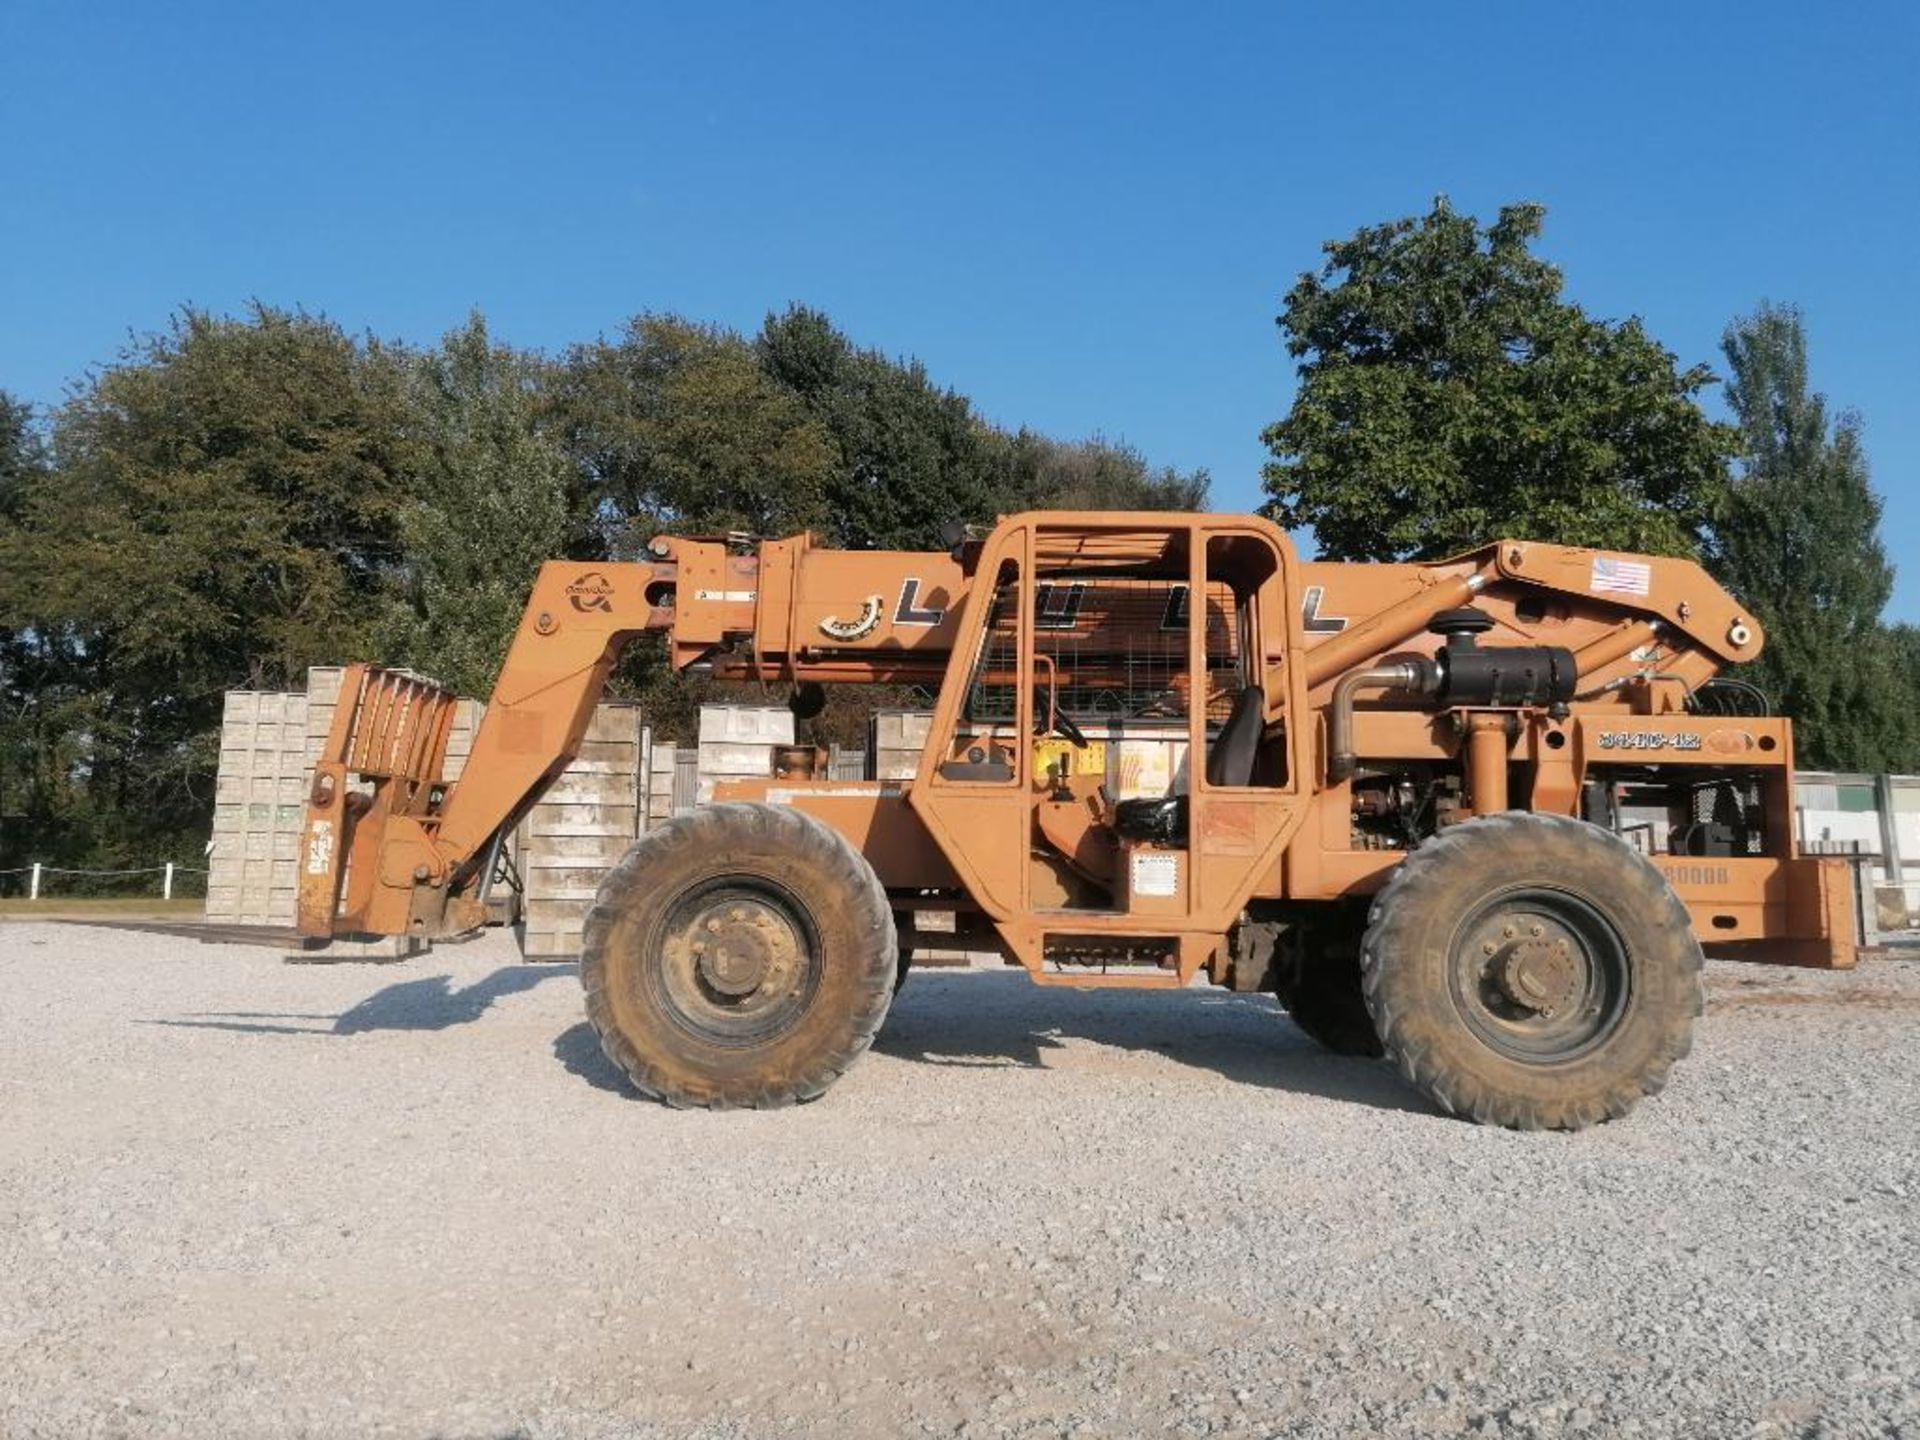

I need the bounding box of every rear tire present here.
[1274,909,1383,1058]
[581,803,897,1108]
[1360,813,1702,1130]
[890,911,913,995]
[1280,957,1384,1058]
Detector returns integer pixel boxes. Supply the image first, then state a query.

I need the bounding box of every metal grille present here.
[329,668,455,783]
[965,575,1242,725]
[1692,777,1766,855]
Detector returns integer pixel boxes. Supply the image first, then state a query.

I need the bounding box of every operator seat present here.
[1111,685,1266,845]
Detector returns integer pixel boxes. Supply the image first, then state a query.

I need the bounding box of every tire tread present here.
[1360,813,1704,1131]
[579,803,896,1109]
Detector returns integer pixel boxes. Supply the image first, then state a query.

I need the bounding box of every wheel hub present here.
[668,896,808,1014]
[1494,936,1579,1018]
[687,902,792,998]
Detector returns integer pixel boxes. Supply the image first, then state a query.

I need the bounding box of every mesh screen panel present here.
[963,576,1242,724]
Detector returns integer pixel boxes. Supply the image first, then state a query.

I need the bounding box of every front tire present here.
[1360,813,1702,1130]
[581,803,897,1108]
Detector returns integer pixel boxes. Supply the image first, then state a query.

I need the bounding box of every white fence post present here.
[28,862,41,900]
[163,862,175,901]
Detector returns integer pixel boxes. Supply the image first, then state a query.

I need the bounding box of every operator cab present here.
[911,514,1309,978]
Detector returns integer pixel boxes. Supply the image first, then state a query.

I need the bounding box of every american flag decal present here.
[1590,555,1652,597]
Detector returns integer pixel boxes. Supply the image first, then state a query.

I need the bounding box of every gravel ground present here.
[1,921,1916,1440]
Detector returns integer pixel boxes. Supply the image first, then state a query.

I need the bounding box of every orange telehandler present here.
[295,512,1854,1127]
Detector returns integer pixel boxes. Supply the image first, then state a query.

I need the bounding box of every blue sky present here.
[3,2,1916,619]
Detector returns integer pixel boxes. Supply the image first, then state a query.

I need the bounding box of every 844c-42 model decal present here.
[1597,731,1704,752]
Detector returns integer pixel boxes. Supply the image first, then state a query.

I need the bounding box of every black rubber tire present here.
[1360,813,1703,1131]
[890,912,913,996]
[1279,943,1384,1058]
[581,803,897,1109]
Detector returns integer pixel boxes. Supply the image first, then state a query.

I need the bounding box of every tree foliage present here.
[0,391,41,522]
[758,305,1208,546]
[380,315,573,699]
[1712,303,1916,770]
[34,306,415,689]
[0,393,65,870]
[0,309,415,873]
[757,305,1005,549]
[553,314,835,553]
[1002,430,1208,514]
[1262,199,1735,561]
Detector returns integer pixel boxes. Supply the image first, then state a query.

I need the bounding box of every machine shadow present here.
[150,964,575,1038]
[874,970,1435,1117]
[553,1022,629,1094]
[550,968,1435,1117]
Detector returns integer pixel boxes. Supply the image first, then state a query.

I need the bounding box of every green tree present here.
[1262,199,1735,561]
[552,315,835,555]
[380,315,573,698]
[0,308,415,865]
[1884,625,1920,773]
[758,305,1007,549]
[0,391,41,521]
[1000,430,1208,512]
[1713,302,1908,769]
[0,392,65,874]
[36,306,415,688]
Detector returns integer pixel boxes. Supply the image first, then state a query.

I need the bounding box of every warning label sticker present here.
[1131,852,1179,898]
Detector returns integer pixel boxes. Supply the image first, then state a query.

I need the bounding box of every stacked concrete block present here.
[517,703,647,960]
[1893,781,1919,921]
[303,664,345,763]
[645,743,683,827]
[205,691,312,923]
[441,698,485,782]
[695,705,791,803]
[870,710,933,782]
[673,748,699,812]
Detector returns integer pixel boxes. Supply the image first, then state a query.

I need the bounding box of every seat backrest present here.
[1206,685,1266,788]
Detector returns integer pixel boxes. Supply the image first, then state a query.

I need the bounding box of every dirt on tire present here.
[1360,812,1703,1130]
[580,802,897,1109]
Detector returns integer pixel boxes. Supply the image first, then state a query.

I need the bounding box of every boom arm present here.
[295,534,972,936]
[296,523,1765,939]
